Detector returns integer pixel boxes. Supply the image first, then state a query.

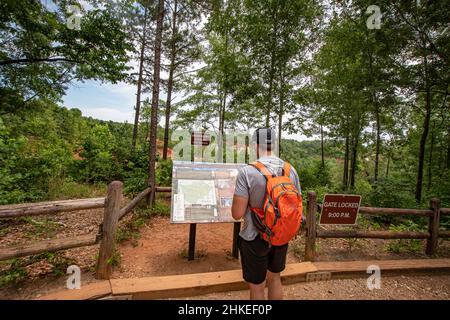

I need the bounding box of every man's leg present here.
[249,281,266,300]
[266,271,282,300]
[238,236,270,300]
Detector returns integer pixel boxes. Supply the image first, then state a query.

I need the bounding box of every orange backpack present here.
[249,161,303,246]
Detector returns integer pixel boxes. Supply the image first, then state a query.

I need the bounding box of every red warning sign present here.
[319,194,361,225]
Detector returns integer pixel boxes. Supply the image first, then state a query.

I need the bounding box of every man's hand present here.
[232,195,248,220]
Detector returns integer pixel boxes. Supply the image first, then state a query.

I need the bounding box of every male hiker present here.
[232,127,303,300]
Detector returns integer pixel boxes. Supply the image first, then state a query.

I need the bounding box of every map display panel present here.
[171,161,246,223]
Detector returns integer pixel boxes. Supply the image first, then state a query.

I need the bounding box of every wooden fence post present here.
[426,198,440,256]
[96,181,123,280]
[304,191,317,261]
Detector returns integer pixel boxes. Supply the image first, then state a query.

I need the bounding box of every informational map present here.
[171,161,246,223]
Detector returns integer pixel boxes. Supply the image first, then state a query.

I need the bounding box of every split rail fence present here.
[1,183,449,279]
[0,181,170,279]
[304,191,450,261]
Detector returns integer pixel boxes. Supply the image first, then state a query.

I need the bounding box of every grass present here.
[47,178,106,200]
[116,207,150,246]
[178,248,208,259]
[0,225,11,237]
[106,248,122,267]
[344,237,365,252]
[290,236,304,259]
[149,200,170,216]
[0,259,27,287]
[0,252,76,287]
[21,217,60,239]
[386,220,425,254]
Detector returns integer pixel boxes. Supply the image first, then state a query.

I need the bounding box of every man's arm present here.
[232,168,249,220]
[291,166,302,194]
[232,195,248,220]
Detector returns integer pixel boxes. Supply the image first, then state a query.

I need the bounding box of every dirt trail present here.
[114,217,242,278]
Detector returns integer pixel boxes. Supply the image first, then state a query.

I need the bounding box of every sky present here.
[64,80,136,123]
[63,80,310,141]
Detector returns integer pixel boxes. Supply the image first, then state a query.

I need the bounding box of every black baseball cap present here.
[252,127,277,145]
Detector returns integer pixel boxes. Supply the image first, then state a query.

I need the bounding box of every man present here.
[231,127,301,300]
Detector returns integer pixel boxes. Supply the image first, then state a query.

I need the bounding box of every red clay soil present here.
[113,217,242,278]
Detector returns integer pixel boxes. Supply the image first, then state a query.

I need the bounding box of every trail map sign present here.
[171,161,245,223]
[319,194,362,225]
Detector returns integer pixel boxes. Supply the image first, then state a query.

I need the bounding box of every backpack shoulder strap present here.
[283,161,291,177]
[250,161,274,180]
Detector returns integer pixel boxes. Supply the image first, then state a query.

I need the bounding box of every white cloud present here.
[101,81,137,96]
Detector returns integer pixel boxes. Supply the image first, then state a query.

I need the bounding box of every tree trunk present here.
[162,0,178,160]
[415,54,431,204]
[350,131,359,189]
[219,90,227,134]
[386,151,390,177]
[215,91,226,163]
[447,125,450,169]
[266,54,274,127]
[374,104,381,182]
[266,3,279,128]
[147,0,165,205]
[278,66,286,156]
[132,6,148,151]
[343,130,349,189]
[320,123,325,168]
[350,113,361,189]
[365,29,381,183]
[427,121,435,191]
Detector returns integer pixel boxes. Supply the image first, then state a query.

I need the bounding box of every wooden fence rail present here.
[305,192,450,261]
[0,235,98,261]
[119,187,151,220]
[0,198,105,218]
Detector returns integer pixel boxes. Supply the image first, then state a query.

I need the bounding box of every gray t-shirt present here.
[234,156,301,241]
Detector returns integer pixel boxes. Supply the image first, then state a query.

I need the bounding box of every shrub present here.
[368,176,416,209]
[386,220,424,253]
[156,159,173,187]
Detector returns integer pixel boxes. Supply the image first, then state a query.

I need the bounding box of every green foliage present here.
[0,252,75,287]
[150,200,170,216]
[35,252,76,277]
[0,0,131,113]
[22,217,60,239]
[386,221,424,254]
[369,176,417,209]
[156,159,173,187]
[47,178,106,200]
[107,248,122,267]
[75,124,117,183]
[0,114,73,204]
[122,145,149,195]
[0,260,27,287]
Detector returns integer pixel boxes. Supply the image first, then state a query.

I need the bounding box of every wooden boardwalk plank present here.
[110,262,317,299]
[37,281,111,300]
